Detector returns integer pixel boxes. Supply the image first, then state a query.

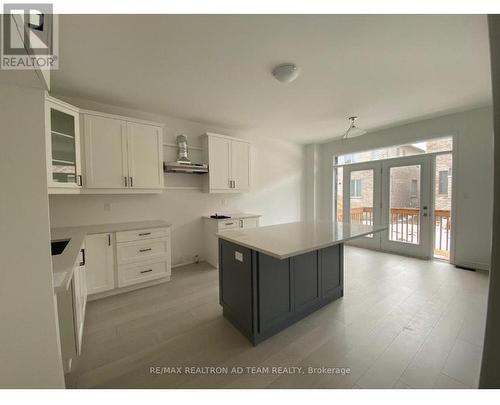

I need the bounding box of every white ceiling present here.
[53,14,492,144]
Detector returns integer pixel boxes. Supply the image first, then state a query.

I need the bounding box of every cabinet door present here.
[209,136,231,190]
[230,140,250,190]
[84,114,128,188]
[85,233,115,295]
[292,251,321,313]
[126,122,163,189]
[45,101,82,188]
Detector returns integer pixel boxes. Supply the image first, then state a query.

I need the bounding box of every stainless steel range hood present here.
[164,135,208,174]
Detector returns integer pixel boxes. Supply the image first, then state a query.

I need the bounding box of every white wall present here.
[0,81,65,387]
[480,15,500,387]
[48,96,305,266]
[310,106,494,270]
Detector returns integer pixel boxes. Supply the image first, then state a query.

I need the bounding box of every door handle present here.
[140,269,153,274]
[139,248,152,253]
[108,234,111,246]
[130,177,133,187]
[124,176,128,187]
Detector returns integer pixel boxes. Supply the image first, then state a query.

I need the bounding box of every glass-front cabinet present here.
[45,96,82,191]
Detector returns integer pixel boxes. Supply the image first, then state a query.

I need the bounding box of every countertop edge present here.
[216,226,388,260]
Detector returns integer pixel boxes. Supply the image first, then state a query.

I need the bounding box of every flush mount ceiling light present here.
[272,63,300,83]
[342,116,367,139]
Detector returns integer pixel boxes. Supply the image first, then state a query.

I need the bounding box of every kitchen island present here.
[216,221,386,345]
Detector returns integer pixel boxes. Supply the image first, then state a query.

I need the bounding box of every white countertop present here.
[216,221,387,260]
[51,220,171,293]
[203,213,261,221]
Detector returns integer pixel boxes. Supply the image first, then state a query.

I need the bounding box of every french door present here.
[343,161,382,250]
[342,154,432,258]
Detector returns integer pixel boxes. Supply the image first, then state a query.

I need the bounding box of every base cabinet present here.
[85,227,171,299]
[56,243,87,374]
[204,215,260,268]
[85,233,115,295]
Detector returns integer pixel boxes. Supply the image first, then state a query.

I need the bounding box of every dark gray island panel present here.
[218,240,253,338]
[219,239,344,345]
[258,254,292,333]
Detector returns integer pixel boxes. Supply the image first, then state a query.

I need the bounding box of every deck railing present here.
[337,207,451,256]
[435,209,451,257]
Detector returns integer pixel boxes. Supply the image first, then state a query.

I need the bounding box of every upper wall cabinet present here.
[202,133,251,193]
[45,96,82,193]
[82,112,164,192]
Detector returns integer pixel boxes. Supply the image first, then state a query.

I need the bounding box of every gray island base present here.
[217,221,386,345]
[218,239,343,345]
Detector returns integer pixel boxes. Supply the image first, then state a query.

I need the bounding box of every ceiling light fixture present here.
[272,63,300,83]
[343,116,367,139]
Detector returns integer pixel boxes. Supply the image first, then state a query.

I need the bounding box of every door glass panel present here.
[349,169,374,237]
[389,165,421,244]
[335,166,343,221]
[50,108,77,184]
[434,153,452,259]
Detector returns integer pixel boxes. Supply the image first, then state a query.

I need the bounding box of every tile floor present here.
[67,246,489,388]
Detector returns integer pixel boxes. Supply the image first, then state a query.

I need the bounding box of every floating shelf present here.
[51,130,75,139]
[53,158,76,165]
[164,186,203,190]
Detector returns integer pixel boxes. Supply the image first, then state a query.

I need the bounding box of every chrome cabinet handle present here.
[140,269,153,274]
[80,248,86,266]
[139,248,152,252]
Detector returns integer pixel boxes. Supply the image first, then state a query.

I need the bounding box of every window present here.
[335,136,453,166]
[410,179,418,197]
[439,170,448,194]
[350,179,362,198]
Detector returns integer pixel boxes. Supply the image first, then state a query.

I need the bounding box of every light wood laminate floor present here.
[67,247,488,389]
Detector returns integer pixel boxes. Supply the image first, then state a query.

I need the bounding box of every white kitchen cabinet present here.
[126,122,163,189]
[203,214,261,267]
[45,95,82,193]
[83,114,128,189]
[56,242,87,373]
[82,111,164,192]
[116,227,171,288]
[230,140,251,190]
[85,233,115,295]
[202,133,251,193]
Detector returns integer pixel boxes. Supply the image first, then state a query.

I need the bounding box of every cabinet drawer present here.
[241,217,259,229]
[218,220,239,230]
[118,260,170,288]
[117,237,169,265]
[116,227,169,243]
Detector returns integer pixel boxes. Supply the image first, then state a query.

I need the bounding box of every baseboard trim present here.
[87,276,170,301]
[454,260,490,271]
